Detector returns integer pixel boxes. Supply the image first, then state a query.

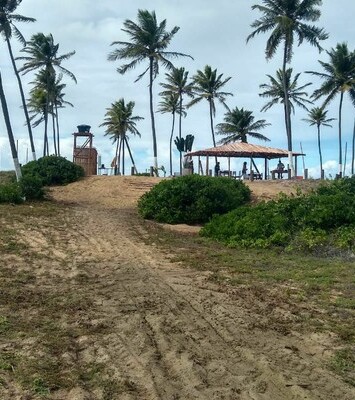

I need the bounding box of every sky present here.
[0,0,354,178]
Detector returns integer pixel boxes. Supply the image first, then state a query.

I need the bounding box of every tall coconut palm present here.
[216,107,270,144]
[0,0,36,160]
[52,79,73,157]
[100,98,143,175]
[259,68,313,134]
[160,67,193,174]
[307,43,355,177]
[0,70,21,179]
[17,32,76,157]
[302,107,335,178]
[27,86,46,128]
[108,10,192,174]
[31,69,73,156]
[247,0,328,175]
[189,65,232,148]
[158,92,186,176]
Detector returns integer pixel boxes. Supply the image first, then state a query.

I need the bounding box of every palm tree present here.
[0,0,36,160]
[160,67,193,174]
[17,32,76,156]
[307,43,355,177]
[247,0,328,175]
[158,92,186,176]
[0,70,21,179]
[216,107,270,144]
[302,107,335,178]
[108,10,192,175]
[189,65,232,148]
[259,68,313,133]
[27,86,46,129]
[100,98,143,175]
[31,70,73,156]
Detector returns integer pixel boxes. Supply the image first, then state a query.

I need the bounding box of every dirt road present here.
[3,176,353,399]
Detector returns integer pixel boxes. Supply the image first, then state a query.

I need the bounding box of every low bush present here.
[138,175,251,224]
[0,182,23,204]
[201,176,355,251]
[18,174,46,200]
[22,156,85,186]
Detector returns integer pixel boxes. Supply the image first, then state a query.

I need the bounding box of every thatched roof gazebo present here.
[187,142,305,179]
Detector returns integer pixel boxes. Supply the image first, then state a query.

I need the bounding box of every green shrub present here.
[18,175,46,200]
[138,175,251,224]
[202,176,355,251]
[0,182,23,204]
[22,156,85,186]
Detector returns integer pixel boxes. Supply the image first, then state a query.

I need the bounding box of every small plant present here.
[32,377,51,396]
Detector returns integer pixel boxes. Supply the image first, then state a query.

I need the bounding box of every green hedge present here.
[22,156,85,186]
[201,176,355,251]
[138,175,251,224]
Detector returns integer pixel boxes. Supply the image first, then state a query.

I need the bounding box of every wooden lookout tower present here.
[73,124,98,175]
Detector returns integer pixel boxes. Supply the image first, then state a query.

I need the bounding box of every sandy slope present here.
[9,176,353,399]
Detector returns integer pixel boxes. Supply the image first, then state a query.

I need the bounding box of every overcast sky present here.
[1,0,354,178]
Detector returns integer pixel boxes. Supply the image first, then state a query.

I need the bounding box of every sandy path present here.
[33,176,355,399]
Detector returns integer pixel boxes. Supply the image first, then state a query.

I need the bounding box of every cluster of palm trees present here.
[0,0,76,180]
[108,2,354,178]
[1,2,354,180]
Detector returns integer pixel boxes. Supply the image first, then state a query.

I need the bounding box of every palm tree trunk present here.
[122,136,125,175]
[6,38,37,161]
[149,57,158,175]
[179,94,183,175]
[209,99,216,147]
[43,112,49,157]
[282,43,295,177]
[317,124,323,178]
[338,92,344,177]
[0,71,22,180]
[114,139,119,175]
[124,137,138,175]
[170,111,176,176]
[52,112,57,156]
[117,135,123,175]
[55,103,60,156]
[209,99,218,165]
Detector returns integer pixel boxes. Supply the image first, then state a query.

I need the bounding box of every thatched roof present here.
[187,142,305,159]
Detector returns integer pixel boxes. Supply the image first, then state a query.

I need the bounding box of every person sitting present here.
[276,159,285,178]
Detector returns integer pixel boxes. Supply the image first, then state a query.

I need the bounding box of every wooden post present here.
[304,168,308,180]
[206,156,209,176]
[264,158,268,180]
[228,157,231,176]
[295,156,298,177]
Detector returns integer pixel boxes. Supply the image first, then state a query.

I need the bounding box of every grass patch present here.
[330,349,355,386]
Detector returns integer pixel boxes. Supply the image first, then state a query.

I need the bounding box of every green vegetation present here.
[0,157,84,203]
[138,175,251,224]
[202,177,355,251]
[21,156,84,186]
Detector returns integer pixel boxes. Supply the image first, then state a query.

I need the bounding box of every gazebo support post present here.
[295,156,298,178]
[264,158,268,180]
[228,157,231,177]
[206,156,209,176]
